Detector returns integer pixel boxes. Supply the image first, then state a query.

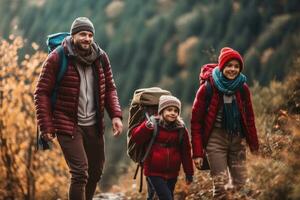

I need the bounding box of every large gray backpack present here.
[127,87,171,163]
[127,87,171,192]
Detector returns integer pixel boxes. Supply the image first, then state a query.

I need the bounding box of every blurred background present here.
[1,0,300,199]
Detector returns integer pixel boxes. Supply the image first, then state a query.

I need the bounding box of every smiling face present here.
[161,106,179,123]
[72,31,94,51]
[222,59,241,80]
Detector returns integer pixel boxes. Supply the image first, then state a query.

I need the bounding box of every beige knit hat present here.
[158,95,181,115]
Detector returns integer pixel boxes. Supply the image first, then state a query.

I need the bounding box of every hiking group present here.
[34,17,259,200]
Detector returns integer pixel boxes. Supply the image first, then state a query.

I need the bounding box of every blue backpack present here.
[46,32,70,107]
[37,32,70,151]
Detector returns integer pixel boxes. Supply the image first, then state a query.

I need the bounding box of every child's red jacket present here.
[190,82,259,158]
[131,120,194,179]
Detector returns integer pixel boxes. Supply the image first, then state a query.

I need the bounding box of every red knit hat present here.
[218,47,244,71]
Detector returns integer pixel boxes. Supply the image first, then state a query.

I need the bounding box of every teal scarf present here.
[212,67,246,134]
[212,67,246,95]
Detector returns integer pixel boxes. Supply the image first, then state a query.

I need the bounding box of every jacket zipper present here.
[73,64,80,138]
[167,148,170,171]
[83,66,88,117]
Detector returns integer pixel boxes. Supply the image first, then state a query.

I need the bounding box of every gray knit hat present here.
[70,17,95,35]
[158,95,181,115]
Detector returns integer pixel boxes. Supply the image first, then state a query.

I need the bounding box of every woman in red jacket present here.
[191,47,259,199]
[132,95,194,200]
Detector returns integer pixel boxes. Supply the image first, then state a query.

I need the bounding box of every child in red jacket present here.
[191,47,259,199]
[131,95,194,200]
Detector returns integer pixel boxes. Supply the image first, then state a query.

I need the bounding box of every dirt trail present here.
[93,193,125,200]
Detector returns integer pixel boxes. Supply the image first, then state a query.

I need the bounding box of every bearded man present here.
[34,17,123,200]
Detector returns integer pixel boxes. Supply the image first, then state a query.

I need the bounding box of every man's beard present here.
[74,41,92,55]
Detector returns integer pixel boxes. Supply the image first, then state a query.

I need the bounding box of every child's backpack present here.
[199,63,218,86]
[36,32,70,151]
[127,87,171,192]
[199,63,218,114]
[127,87,171,162]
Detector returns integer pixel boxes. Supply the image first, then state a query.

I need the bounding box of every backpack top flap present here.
[131,87,171,106]
[46,32,70,53]
[128,87,171,131]
[199,63,218,85]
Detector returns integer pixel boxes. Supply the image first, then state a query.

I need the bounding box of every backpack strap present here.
[204,80,213,113]
[178,125,185,146]
[141,113,159,163]
[56,45,68,83]
[205,81,246,109]
[239,84,246,102]
[50,45,68,107]
[134,113,159,193]
[37,45,68,151]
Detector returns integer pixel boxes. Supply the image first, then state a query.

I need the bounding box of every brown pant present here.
[206,127,246,199]
[57,124,105,200]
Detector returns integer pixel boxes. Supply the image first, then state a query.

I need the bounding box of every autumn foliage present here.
[0,37,69,200]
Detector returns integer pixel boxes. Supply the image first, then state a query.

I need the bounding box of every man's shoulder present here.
[99,48,108,60]
[45,49,60,65]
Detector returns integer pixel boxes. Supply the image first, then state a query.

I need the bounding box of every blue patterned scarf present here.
[212,67,247,134]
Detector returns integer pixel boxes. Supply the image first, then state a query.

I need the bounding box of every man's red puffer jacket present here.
[34,40,122,136]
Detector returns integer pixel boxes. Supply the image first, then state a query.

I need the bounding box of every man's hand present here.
[42,132,55,142]
[250,146,259,156]
[193,157,203,170]
[185,175,193,185]
[112,117,123,137]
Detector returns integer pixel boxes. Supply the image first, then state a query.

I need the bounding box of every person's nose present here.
[84,35,92,42]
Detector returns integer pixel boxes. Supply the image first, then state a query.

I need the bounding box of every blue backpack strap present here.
[56,45,68,82]
[50,45,68,107]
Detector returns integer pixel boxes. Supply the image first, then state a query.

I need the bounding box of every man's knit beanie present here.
[218,47,244,71]
[158,95,181,115]
[70,17,95,35]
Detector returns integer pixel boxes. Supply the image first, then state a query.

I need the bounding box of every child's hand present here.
[145,115,155,129]
[185,175,193,185]
[145,120,154,129]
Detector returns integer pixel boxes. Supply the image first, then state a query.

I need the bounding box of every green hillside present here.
[1,0,300,105]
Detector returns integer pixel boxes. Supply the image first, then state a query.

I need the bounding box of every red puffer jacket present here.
[34,40,122,136]
[131,121,194,179]
[191,80,259,158]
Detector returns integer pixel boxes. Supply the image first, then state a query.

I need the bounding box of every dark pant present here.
[146,176,177,200]
[57,124,105,200]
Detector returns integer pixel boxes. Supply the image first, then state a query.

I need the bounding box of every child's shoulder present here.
[175,118,187,130]
[177,118,185,126]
